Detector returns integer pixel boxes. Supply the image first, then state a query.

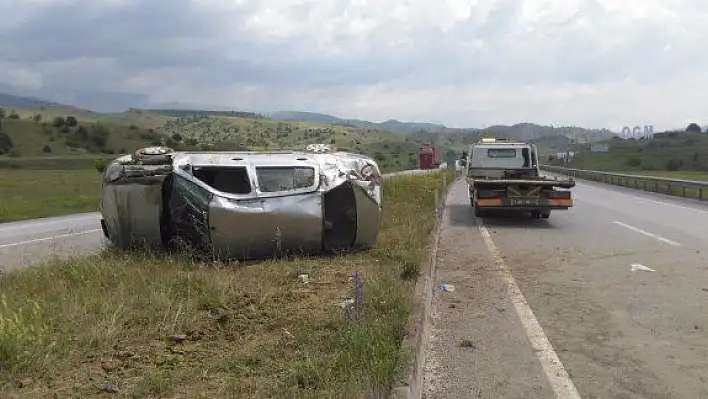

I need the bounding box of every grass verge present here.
[0,170,456,397]
[0,169,102,223]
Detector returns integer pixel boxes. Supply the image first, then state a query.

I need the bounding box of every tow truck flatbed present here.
[463,138,575,218]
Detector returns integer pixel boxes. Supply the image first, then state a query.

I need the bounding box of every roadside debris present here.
[100,384,120,394]
[99,144,383,261]
[440,283,455,292]
[341,271,364,322]
[631,263,655,273]
[458,339,476,349]
[298,274,310,284]
[169,334,187,343]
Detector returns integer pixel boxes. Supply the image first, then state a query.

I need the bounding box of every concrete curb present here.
[391,172,460,399]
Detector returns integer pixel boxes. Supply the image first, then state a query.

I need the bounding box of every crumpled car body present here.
[99,144,383,260]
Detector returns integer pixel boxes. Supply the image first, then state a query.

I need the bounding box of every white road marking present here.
[644,198,708,214]
[0,229,102,249]
[478,222,581,399]
[572,179,708,214]
[613,221,681,247]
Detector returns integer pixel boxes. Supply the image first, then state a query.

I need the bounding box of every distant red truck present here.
[418,144,441,169]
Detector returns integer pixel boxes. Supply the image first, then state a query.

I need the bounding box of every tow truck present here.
[464,138,575,218]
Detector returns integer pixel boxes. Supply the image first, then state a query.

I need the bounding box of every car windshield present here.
[256,166,316,192]
[487,148,517,158]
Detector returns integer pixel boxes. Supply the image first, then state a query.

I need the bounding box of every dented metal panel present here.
[168,174,213,251]
[100,175,166,249]
[209,193,323,259]
[353,182,382,248]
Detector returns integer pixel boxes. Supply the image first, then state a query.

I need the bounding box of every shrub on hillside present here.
[665,159,683,171]
[88,124,110,148]
[686,123,702,133]
[625,157,641,167]
[52,117,65,128]
[0,132,13,154]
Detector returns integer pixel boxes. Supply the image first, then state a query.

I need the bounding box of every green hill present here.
[548,130,708,172]
[0,102,468,172]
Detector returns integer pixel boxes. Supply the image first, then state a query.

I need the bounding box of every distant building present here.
[555,151,575,163]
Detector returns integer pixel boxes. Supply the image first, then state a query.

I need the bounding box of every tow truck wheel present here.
[541,210,551,219]
[474,206,483,217]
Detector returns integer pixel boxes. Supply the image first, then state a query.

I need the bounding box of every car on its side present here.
[99,144,383,260]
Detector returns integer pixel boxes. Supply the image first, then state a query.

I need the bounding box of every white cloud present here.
[0,0,706,130]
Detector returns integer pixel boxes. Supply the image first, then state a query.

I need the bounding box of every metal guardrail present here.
[540,164,708,201]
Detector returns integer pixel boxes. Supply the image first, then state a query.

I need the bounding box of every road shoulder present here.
[421,181,555,398]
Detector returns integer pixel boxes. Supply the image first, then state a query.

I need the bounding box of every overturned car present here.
[99,144,383,260]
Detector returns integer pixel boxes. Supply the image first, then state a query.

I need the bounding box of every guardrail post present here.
[682,186,686,197]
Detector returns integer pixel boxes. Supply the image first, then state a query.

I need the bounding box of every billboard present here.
[621,125,654,139]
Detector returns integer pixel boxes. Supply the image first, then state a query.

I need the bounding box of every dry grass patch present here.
[0,170,456,397]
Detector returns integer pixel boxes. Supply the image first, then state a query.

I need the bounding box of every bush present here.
[93,158,109,173]
[625,157,641,167]
[665,159,683,171]
[88,124,110,148]
[42,144,52,153]
[51,117,65,128]
[74,126,89,142]
[0,132,13,154]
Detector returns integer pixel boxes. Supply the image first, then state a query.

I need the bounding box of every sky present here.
[0,0,706,131]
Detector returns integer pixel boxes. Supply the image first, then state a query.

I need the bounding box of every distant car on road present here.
[99,144,383,260]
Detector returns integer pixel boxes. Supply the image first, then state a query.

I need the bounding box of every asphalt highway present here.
[0,212,105,272]
[424,175,708,398]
